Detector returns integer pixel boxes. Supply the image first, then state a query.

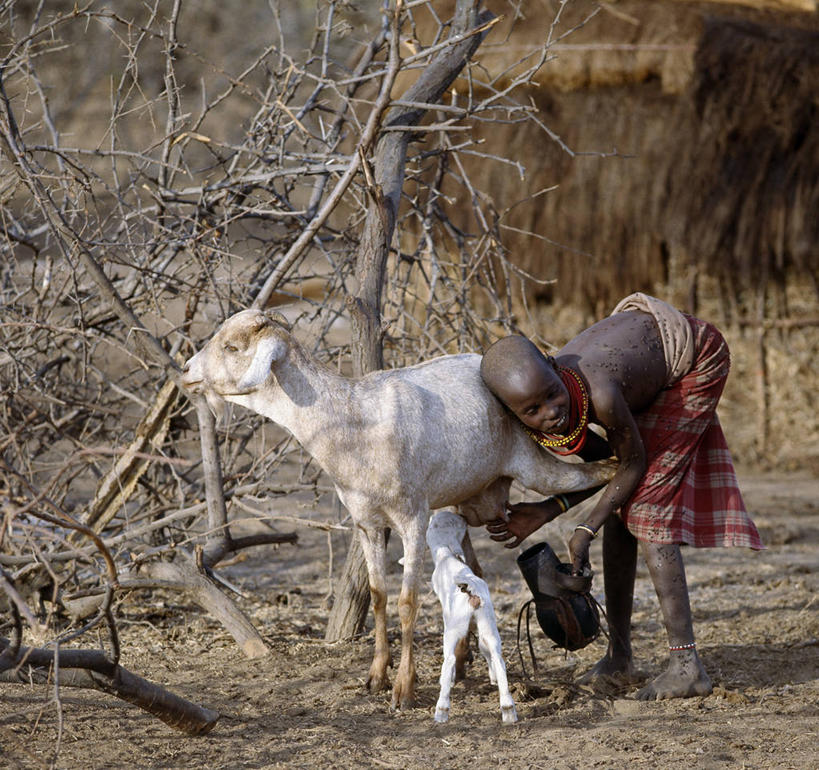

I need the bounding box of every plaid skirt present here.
[621,316,764,549]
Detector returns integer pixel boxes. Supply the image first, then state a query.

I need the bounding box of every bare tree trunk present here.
[323,531,372,640]
[326,0,495,641]
[196,398,233,568]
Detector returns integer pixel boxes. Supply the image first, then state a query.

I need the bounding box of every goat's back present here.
[355,355,518,506]
[431,554,491,613]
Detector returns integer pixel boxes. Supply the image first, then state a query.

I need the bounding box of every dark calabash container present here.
[516,541,600,651]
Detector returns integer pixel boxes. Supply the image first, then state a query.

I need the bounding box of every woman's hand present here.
[485,498,562,549]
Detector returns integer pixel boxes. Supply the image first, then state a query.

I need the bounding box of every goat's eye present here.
[224,343,239,353]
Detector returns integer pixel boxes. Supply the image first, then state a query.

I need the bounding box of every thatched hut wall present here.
[669,18,819,294]
[440,0,819,318]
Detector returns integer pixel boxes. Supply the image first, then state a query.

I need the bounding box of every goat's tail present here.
[456,576,486,608]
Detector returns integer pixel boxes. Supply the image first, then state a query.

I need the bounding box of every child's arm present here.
[486,429,614,548]
[567,384,647,573]
[486,484,606,548]
[486,498,562,547]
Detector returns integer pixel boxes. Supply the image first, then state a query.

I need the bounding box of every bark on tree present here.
[325,0,495,641]
[322,531,372,640]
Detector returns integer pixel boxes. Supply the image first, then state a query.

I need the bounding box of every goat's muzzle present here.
[180,357,205,392]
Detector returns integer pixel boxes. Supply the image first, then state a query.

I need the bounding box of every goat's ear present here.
[237,335,287,391]
[264,310,290,330]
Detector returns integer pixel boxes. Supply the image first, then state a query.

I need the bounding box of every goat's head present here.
[426,509,467,553]
[181,309,291,417]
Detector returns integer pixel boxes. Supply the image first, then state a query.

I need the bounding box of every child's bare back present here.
[558,311,667,417]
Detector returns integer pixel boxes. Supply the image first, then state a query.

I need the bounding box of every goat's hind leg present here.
[476,627,498,685]
[434,627,462,723]
[452,492,503,680]
[475,612,518,724]
[356,525,392,694]
[453,527,483,680]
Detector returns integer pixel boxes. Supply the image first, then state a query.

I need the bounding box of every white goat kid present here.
[181,309,616,711]
[426,510,517,724]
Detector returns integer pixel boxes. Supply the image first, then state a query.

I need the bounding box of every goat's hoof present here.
[366,673,390,695]
[390,691,416,711]
[434,708,450,723]
[501,706,518,724]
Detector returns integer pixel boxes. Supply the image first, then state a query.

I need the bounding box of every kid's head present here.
[480,335,571,435]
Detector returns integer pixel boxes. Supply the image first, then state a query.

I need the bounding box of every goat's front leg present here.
[356,525,391,694]
[392,516,425,710]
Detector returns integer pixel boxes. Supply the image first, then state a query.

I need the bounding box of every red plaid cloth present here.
[621,316,764,549]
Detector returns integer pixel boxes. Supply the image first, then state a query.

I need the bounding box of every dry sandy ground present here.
[2,471,817,769]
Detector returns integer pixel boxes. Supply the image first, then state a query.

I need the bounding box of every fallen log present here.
[132,559,269,659]
[0,638,219,735]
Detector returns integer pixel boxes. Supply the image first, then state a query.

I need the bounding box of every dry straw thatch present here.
[442,0,819,318]
[668,16,819,299]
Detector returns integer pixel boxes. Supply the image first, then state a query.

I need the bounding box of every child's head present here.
[481,335,570,434]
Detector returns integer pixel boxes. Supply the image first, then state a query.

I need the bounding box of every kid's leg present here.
[636,542,712,700]
[579,514,640,684]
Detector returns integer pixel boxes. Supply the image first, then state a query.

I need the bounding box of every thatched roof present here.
[442,1,819,315]
[471,0,817,95]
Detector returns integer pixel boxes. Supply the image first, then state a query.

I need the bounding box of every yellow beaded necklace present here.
[521,365,590,455]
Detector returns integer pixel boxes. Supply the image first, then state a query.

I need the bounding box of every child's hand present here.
[485,499,560,548]
[568,528,593,575]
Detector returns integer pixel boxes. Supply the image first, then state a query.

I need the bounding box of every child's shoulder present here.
[563,311,661,357]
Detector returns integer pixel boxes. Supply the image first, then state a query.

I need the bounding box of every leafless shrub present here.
[0,0,589,735]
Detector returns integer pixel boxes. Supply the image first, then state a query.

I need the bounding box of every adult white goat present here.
[426,509,516,724]
[181,309,615,710]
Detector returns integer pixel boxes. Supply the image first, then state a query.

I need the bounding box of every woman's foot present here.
[634,649,712,700]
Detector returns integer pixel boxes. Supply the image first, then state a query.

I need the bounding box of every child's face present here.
[496,360,570,434]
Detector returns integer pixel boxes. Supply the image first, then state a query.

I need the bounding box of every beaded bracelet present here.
[668,641,697,652]
[555,493,571,513]
[574,523,598,539]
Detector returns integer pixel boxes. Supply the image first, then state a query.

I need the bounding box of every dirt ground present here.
[1,470,817,770]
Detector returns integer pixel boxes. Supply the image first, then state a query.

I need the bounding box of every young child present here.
[480,293,763,700]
